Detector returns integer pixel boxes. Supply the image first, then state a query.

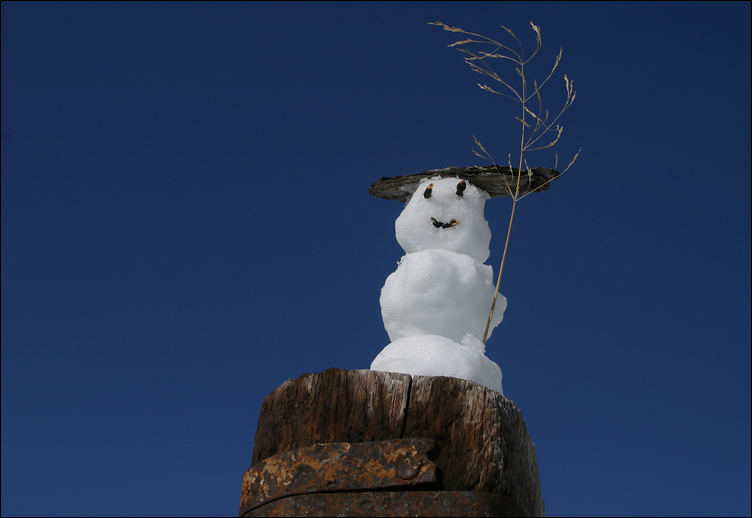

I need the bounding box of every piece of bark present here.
[369,166,560,203]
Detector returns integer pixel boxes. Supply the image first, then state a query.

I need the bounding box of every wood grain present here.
[248,368,544,517]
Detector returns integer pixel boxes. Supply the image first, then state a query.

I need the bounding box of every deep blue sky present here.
[2,2,750,516]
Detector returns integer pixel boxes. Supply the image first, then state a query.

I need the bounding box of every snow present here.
[371,176,507,394]
[370,334,503,393]
[379,249,503,343]
[395,178,491,263]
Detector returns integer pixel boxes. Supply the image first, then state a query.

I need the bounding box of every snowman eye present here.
[423,183,434,199]
[456,180,466,196]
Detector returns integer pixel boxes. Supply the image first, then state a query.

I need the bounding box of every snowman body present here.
[371,177,506,394]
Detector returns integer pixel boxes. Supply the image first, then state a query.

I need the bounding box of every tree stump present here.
[239,368,545,517]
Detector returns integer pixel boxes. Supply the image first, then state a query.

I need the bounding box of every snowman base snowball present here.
[370,334,503,394]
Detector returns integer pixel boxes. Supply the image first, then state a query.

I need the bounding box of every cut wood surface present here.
[249,368,544,517]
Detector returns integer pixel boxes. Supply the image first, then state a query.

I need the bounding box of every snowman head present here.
[395,176,491,263]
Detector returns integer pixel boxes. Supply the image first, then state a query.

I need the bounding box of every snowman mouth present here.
[430,217,460,229]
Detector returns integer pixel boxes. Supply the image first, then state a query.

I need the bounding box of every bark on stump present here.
[240,368,544,517]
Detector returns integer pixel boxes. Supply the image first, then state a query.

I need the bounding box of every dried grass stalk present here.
[429,21,581,343]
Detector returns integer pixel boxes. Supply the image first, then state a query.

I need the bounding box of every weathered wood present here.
[251,369,412,465]
[369,166,560,203]
[241,439,438,516]
[405,375,544,518]
[247,368,544,517]
[247,491,526,517]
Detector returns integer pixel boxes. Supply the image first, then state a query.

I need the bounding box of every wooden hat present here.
[369,165,560,203]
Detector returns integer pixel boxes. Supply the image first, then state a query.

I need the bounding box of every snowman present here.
[368,166,559,394]
[367,168,522,393]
